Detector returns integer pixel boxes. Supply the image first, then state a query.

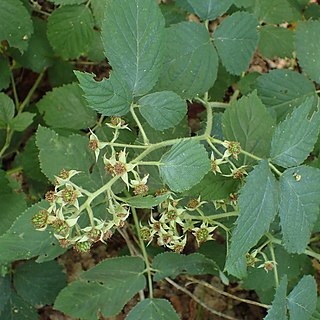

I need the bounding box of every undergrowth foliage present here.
[1,0,320,319]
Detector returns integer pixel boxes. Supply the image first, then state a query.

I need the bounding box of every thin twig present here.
[165,277,239,320]
[185,276,270,310]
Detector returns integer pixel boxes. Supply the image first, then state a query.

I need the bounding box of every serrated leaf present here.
[255,69,317,120]
[0,56,11,91]
[264,276,288,320]
[183,0,232,21]
[10,18,54,72]
[0,94,15,129]
[13,260,67,307]
[138,91,187,131]
[214,12,259,75]
[304,4,320,20]
[253,0,299,23]
[259,26,294,59]
[160,2,187,27]
[233,0,255,8]
[270,98,320,168]
[226,160,279,277]
[90,0,107,28]
[0,200,64,264]
[126,299,180,320]
[296,20,320,84]
[279,166,320,253]
[222,91,275,164]
[47,5,94,59]
[101,0,165,96]
[153,252,217,281]
[75,71,132,116]
[156,22,218,99]
[37,83,96,129]
[159,140,211,192]
[125,193,170,209]
[54,257,146,319]
[9,112,35,132]
[0,0,33,52]
[287,275,317,320]
[48,60,76,87]
[186,172,238,201]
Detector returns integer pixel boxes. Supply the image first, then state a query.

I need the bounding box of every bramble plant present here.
[1,0,320,319]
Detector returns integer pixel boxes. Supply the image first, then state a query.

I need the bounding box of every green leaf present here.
[265,276,288,320]
[253,0,299,23]
[0,56,11,91]
[160,2,187,27]
[270,98,320,168]
[37,83,97,130]
[0,192,26,236]
[125,193,170,209]
[156,22,218,99]
[50,0,86,4]
[159,140,211,192]
[10,18,54,72]
[255,69,317,120]
[279,166,320,253]
[0,94,15,129]
[304,4,320,21]
[48,60,76,87]
[90,0,107,28]
[184,0,232,21]
[138,91,187,131]
[226,160,279,277]
[0,276,10,314]
[259,26,294,59]
[75,71,132,116]
[214,12,259,75]
[9,112,35,132]
[233,0,255,8]
[186,172,238,201]
[153,252,217,281]
[47,5,94,59]
[13,260,67,306]
[101,0,165,96]
[222,91,275,164]
[296,20,320,84]
[287,275,317,320]
[54,257,146,319]
[0,0,33,52]
[126,299,180,320]
[0,200,63,264]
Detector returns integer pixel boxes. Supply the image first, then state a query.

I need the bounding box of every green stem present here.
[131,206,153,298]
[18,70,45,114]
[185,211,238,220]
[10,71,19,108]
[131,104,149,145]
[268,242,279,287]
[0,127,13,159]
[133,161,162,166]
[208,102,228,109]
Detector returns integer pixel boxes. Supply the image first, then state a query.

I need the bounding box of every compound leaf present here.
[101,0,165,96]
[138,91,187,131]
[255,69,317,121]
[156,22,218,99]
[153,252,217,281]
[183,0,232,21]
[47,5,94,59]
[226,160,279,276]
[75,71,132,116]
[270,98,320,168]
[37,83,97,130]
[126,299,179,320]
[159,140,211,192]
[287,275,317,320]
[214,12,259,75]
[222,91,275,164]
[0,0,33,52]
[13,260,67,307]
[296,20,320,84]
[265,276,288,320]
[279,166,320,253]
[54,257,146,319]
